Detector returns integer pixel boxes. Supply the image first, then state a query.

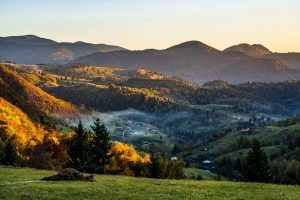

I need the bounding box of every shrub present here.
[17,133,70,170]
[271,160,300,185]
[106,142,150,176]
[148,154,184,179]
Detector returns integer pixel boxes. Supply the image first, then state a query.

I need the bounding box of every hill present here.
[192,123,300,158]
[0,167,299,200]
[0,35,56,46]
[0,64,78,121]
[185,114,300,181]
[0,35,125,64]
[74,41,300,84]
[41,64,300,114]
[29,63,300,152]
[224,44,300,71]
[224,43,272,57]
[0,98,45,147]
[263,53,300,70]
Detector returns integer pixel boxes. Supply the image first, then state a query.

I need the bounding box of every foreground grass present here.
[0,167,299,200]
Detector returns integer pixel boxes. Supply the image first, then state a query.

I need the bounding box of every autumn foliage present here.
[107,142,150,176]
[0,97,45,147]
[0,64,78,119]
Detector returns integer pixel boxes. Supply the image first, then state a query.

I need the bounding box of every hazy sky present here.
[1,0,300,52]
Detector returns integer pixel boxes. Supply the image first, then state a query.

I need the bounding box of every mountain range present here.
[0,35,125,64]
[75,41,300,84]
[1,35,300,84]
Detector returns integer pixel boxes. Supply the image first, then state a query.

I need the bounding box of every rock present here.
[42,168,95,182]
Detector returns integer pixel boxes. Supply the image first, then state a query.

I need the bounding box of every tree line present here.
[0,119,184,179]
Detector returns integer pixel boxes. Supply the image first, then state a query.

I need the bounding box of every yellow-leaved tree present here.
[106,142,150,176]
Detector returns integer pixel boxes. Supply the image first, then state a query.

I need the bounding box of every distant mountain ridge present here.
[1,35,300,84]
[0,34,57,46]
[74,41,300,84]
[0,35,126,64]
[224,43,300,71]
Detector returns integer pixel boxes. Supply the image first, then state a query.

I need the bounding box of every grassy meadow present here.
[0,167,299,200]
[189,124,300,159]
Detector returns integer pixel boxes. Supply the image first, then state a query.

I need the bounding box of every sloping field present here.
[0,167,299,200]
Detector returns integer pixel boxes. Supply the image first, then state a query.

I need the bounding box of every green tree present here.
[91,118,111,173]
[148,154,184,179]
[241,138,271,183]
[70,121,88,168]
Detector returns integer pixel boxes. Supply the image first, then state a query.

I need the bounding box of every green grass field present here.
[189,124,300,158]
[0,167,299,200]
[184,168,228,181]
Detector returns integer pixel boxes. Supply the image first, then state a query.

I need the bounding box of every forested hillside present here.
[1,62,300,185]
[0,64,79,120]
[0,98,45,147]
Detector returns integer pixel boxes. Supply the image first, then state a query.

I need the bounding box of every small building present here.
[171,156,178,161]
[240,128,249,133]
[202,160,214,169]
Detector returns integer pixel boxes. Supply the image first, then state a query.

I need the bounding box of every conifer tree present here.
[241,138,271,183]
[71,120,88,168]
[91,118,111,173]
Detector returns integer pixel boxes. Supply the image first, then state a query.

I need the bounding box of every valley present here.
[1,61,299,174]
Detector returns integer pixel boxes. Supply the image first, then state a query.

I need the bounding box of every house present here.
[171,156,178,161]
[202,160,214,169]
[240,128,249,133]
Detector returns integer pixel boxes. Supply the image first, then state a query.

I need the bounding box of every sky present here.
[1,0,300,52]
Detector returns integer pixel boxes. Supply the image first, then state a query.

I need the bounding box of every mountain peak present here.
[0,34,57,46]
[74,41,87,44]
[167,41,219,53]
[224,43,272,57]
[20,34,40,39]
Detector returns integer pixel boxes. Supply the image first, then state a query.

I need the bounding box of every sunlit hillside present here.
[0,98,45,147]
[0,64,78,119]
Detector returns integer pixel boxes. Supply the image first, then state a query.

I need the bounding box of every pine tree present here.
[71,120,88,168]
[241,138,271,182]
[91,118,111,173]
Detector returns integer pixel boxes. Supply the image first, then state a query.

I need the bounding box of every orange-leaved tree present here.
[106,142,150,176]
